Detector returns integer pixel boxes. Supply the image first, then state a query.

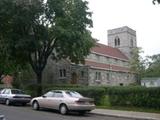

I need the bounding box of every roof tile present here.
[91,43,128,60]
[85,60,130,72]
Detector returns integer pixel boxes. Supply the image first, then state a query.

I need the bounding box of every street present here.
[0,104,134,120]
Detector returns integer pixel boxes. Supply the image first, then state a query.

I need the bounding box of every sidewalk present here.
[91,109,160,120]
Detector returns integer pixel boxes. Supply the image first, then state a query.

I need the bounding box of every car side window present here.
[65,91,83,98]
[54,92,63,98]
[4,89,10,94]
[11,89,24,94]
[1,89,6,94]
[44,92,54,97]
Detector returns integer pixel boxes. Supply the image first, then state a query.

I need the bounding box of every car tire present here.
[59,104,68,115]
[32,101,39,110]
[5,99,10,106]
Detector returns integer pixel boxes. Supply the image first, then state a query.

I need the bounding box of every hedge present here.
[107,86,160,109]
[24,84,160,109]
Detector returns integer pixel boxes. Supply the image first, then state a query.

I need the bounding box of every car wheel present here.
[5,99,10,106]
[32,101,39,110]
[59,104,68,115]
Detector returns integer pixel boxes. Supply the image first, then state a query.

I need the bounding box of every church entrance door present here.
[70,72,78,84]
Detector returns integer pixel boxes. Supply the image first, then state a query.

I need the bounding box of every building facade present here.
[85,43,135,86]
[40,26,137,86]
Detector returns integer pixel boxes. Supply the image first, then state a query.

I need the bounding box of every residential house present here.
[141,77,160,87]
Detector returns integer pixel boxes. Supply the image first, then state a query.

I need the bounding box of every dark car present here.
[0,88,31,106]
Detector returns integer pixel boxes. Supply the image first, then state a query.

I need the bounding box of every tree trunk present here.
[36,72,42,96]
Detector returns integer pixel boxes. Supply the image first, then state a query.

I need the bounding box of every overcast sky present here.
[87,0,160,57]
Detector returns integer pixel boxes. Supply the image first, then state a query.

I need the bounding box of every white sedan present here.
[0,88,31,106]
[31,90,95,115]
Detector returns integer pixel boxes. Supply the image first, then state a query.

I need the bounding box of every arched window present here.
[59,69,66,77]
[115,38,117,46]
[118,38,120,46]
[115,36,120,46]
[131,39,134,47]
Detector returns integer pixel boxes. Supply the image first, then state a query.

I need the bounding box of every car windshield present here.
[11,89,25,94]
[65,91,83,98]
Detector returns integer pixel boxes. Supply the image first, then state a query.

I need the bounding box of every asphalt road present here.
[0,104,134,120]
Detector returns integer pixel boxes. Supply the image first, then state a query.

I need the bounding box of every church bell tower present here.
[107,26,137,59]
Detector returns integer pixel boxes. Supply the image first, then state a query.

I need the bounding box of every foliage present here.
[153,0,160,4]
[128,48,160,80]
[0,0,94,95]
[129,53,160,79]
[129,47,145,82]
[24,84,160,108]
[0,36,28,76]
[107,86,160,109]
[129,48,144,72]
[143,54,160,77]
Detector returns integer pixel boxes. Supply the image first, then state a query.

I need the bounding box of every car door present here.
[0,89,10,103]
[38,91,54,108]
[47,91,64,110]
[3,89,11,99]
[0,89,6,103]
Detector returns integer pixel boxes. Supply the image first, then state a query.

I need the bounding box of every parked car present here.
[0,113,6,120]
[0,88,31,106]
[31,90,95,115]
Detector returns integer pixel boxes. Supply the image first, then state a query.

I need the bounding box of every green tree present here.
[129,47,145,84]
[0,0,94,95]
[144,54,160,77]
[153,0,160,4]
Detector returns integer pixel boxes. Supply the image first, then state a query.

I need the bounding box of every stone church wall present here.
[88,68,136,86]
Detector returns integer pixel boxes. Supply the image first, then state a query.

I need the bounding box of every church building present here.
[42,26,137,86]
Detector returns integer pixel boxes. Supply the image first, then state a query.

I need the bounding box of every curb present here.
[91,112,157,120]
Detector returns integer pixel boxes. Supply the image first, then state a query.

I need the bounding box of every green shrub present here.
[0,84,5,89]
[24,84,41,97]
[99,95,111,107]
[107,86,160,109]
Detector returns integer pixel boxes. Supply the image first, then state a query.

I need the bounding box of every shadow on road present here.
[38,108,92,117]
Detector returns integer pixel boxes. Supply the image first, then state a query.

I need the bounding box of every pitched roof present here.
[85,60,130,72]
[91,43,128,61]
